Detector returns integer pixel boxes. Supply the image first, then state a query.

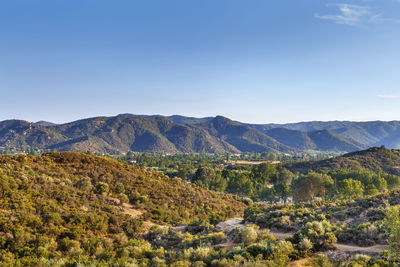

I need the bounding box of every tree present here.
[373,174,387,192]
[272,168,295,185]
[385,205,400,261]
[260,187,276,203]
[75,177,93,191]
[274,183,290,203]
[252,163,277,185]
[225,171,253,196]
[193,166,227,192]
[365,184,379,196]
[292,171,333,202]
[337,178,364,200]
[95,182,110,195]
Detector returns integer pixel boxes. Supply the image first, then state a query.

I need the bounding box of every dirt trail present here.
[218,217,387,254]
[216,218,244,232]
[269,230,294,240]
[269,230,387,254]
[107,197,155,230]
[120,202,145,218]
[215,218,244,250]
[107,197,145,219]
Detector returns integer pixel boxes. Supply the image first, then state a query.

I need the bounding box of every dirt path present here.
[218,217,387,255]
[107,197,155,230]
[172,225,186,233]
[269,230,294,240]
[269,229,387,254]
[216,218,244,232]
[120,202,145,218]
[107,197,145,219]
[215,218,244,250]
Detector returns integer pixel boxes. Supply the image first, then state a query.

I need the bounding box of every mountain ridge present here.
[0,114,399,154]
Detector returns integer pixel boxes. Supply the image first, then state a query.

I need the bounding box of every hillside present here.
[0,116,240,154]
[244,189,400,247]
[1,115,291,154]
[250,120,400,148]
[0,152,247,265]
[0,152,245,223]
[35,121,57,126]
[168,115,214,125]
[1,115,400,154]
[0,120,67,149]
[285,146,400,175]
[265,128,366,151]
[196,116,293,153]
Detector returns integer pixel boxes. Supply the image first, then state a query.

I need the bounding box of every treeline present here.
[291,169,400,202]
[191,163,294,201]
[190,163,400,203]
[118,151,337,173]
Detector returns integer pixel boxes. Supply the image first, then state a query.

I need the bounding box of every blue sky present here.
[1,0,400,124]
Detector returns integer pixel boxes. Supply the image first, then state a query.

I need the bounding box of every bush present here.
[246,241,272,258]
[312,255,331,267]
[241,226,258,246]
[291,220,337,251]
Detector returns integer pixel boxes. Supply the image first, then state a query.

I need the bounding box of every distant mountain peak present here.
[35,121,57,126]
[210,115,236,125]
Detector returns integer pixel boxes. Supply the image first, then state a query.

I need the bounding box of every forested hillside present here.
[0,114,381,155]
[285,146,400,175]
[249,120,400,148]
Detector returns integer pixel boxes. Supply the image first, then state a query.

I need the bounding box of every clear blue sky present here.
[1,0,400,124]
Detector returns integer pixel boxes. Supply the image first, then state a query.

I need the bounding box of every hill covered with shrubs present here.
[285,146,400,175]
[0,152,246,265]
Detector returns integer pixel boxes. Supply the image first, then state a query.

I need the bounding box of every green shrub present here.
[241,226,258,246]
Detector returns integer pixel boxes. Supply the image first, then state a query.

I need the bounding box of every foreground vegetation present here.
[0,152,246,265]
[2,148,400,265]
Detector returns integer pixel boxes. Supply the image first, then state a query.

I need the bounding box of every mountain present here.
[285,146,400,175]
[0,120,67,149]
[250,120,400,148]
[35,120,57,126]
[168,115,214,125]
[0,115,300,154]
[1,115,400,154]
[50,115,240,154]
[196,116,293,153]
[264,128,366,151]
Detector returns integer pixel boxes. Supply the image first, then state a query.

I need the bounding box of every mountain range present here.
[1,114,400,154]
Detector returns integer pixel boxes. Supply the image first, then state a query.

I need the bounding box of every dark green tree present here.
[292,171,333,202]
